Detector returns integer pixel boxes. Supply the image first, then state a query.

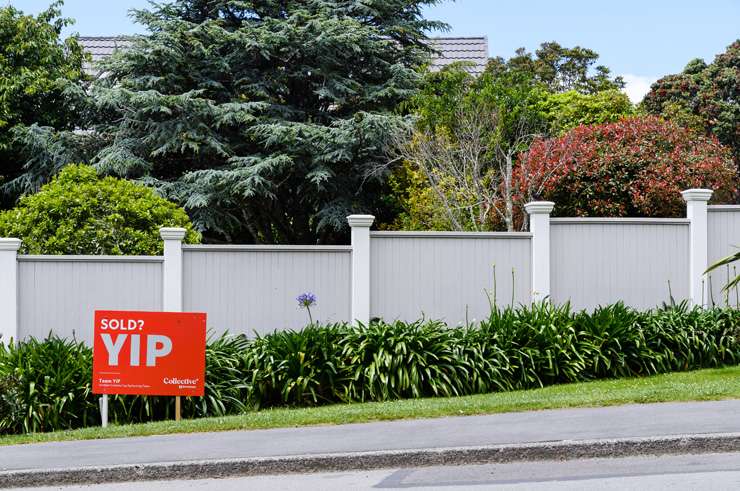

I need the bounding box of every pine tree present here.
[38,0,445,243]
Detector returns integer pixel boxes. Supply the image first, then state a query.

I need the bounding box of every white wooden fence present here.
[183,245,352,336]
[550,219,690,310]
[370,231,531,326]
[1,188,738,343]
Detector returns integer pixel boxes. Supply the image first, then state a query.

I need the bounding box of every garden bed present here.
[2,365,739,446]
[2,302,739,438]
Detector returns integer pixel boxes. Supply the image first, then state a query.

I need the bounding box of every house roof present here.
[78,35,489,75]
[78,36,133,62]
[426,37,489,75]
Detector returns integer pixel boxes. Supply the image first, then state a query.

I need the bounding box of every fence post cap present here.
[524,201,555,215]
[347,215,375,228]
[0,238,22,251]
[681,189,713,202]
[159,227,187,240]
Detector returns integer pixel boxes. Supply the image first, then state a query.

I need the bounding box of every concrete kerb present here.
[3,432,740,488]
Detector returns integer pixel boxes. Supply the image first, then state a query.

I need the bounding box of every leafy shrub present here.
[338,320,478,401]
[244,325,346,408]
[537,89,634,135]
[104,333,252,424]
[572,303,652,378]
[195,333,251,417]
[642,40,740,166]
[2,303,740,436]
[0,164,200,255]
[518,116,737,217]
[0,337,96,434]
[478,303,589,388]
[0,333,252,434]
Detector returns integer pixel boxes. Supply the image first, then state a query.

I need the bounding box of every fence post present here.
[347,215,374,325]
[682,189,713,307]
[525,201,555,303]
[0,238,21,345]
[160,228,186,312]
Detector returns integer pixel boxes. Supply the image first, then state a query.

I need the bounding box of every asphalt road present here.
[12,452,740,490]
[4,400,740,473]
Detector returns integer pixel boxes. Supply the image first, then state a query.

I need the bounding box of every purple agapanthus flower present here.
[297,292,317,325]
[296,292,317,308]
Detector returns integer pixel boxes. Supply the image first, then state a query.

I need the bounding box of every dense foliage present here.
[15,0,445,244]
[518,116,737,217]
[388,55,634,231]
[0,164,199,255]
[0,1,85,204]
[407,43,630,140]
[390,65,550,231]
[0,336,95,434]
[3,302,740,435]
[0,333,250,433]
[643,40,739,167]
[537,89,634,135]
[485,41,625,94]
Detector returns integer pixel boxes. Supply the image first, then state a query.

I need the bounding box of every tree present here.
[537,89,634,135]
[391,65,550,231]
[643,40,739,168]
[16,0,445,244]
[388,41,628,232]
[0,165,199,255]
[485,42,624,95]
[0,1,85,204]
[389,53,629,232]
[393,103,553,232]
[517,117,737,218]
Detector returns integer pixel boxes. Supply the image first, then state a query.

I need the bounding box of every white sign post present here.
[99,394,109,428]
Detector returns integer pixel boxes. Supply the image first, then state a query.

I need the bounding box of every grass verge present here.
[2,365,739,446]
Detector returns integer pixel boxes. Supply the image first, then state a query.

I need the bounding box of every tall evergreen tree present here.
[31,0,444,244]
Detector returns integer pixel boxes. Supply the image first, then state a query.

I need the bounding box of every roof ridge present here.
[78,35,487,41]
[78,34,489,75]
[429,36,488,40]
[77,35,134,40]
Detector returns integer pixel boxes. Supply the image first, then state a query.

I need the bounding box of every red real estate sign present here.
[92,311,207,397]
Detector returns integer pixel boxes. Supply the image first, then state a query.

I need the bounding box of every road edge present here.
[2,432,739,488]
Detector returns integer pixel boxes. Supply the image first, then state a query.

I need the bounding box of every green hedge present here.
[1,302,739,435]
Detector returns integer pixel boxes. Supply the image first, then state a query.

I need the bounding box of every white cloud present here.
[620,74,659,104]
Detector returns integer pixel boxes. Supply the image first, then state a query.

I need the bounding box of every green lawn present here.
[2,366,740,446]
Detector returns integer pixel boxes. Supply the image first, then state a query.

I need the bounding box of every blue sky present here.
[9,0,740,101]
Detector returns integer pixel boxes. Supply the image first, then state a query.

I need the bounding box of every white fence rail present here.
[1,188,738,343]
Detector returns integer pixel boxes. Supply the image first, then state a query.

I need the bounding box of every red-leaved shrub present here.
[516,116,737,217]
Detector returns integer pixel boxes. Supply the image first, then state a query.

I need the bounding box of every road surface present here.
[12,452,740,490]
[3,400,740,473]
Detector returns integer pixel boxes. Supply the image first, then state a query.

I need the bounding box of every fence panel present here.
[18,257,162,344]
[370,232,532,325]
[707,206,740,307]
[551,219,690,311]
[182,246,351,335]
